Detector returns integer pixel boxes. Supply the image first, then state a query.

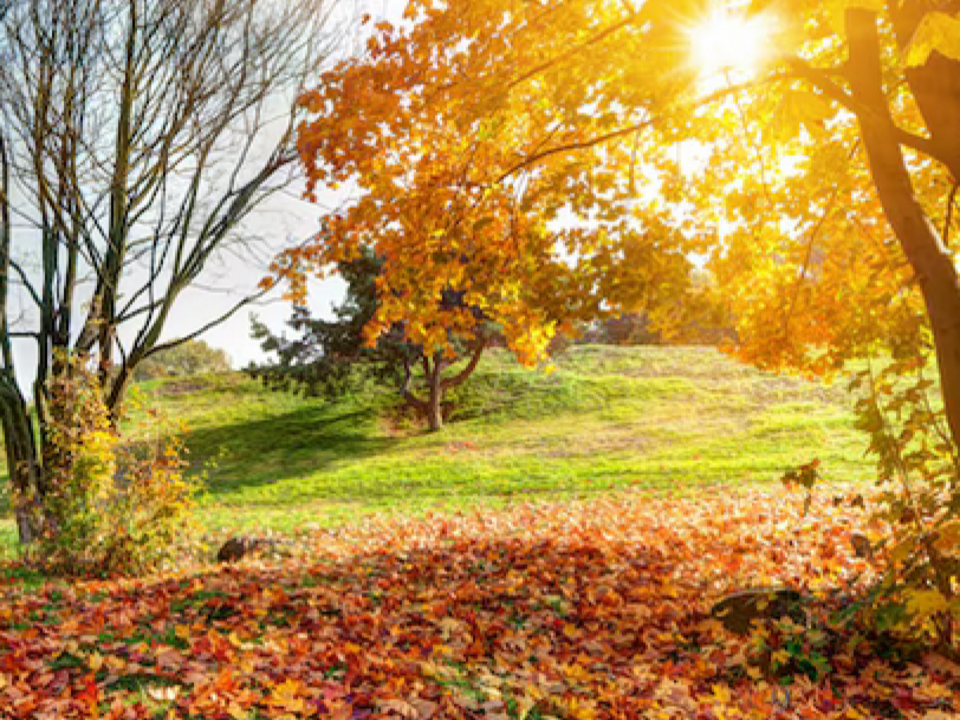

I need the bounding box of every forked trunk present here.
[400,341,487,433]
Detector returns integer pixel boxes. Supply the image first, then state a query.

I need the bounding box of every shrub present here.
[790,352,960,657]
[25,355,199,576]
[850,356,960,656]
[133,339,232,381]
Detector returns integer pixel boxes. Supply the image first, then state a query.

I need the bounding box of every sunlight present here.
[689,6,772,81]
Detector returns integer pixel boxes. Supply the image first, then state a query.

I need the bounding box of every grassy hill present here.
[0,345,874,547]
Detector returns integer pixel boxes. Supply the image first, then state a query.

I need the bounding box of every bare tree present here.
[0,0,345,542]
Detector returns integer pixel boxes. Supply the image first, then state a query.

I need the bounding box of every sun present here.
[689,6,772,81]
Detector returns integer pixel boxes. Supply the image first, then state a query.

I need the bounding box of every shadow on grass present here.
[181,405,398,497]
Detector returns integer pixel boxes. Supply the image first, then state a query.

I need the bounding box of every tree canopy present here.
[271,4,699,371]
[133,340,232,382]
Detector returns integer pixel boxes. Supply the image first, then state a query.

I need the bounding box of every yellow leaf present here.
[890,537,915,564]
[906,589,951,618]
[770,648,791,666]
[268,678,306,712]
[88,652,104,672]
[906,11,960,67]
[935,521,960,552]
[514,694,537,719]
[712,683,731,703]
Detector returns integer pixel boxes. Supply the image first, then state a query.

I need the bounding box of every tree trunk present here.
[426,365,443,432]
[0,388,44,544]
[847,9,960,451]
[400,341,487,432]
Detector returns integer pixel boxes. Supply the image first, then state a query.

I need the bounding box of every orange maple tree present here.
[271,7,704,429]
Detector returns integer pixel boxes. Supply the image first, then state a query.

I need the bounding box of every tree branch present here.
[141,286,271,359]
[441,337,487,390]
[401,358,428,411]
[494,76,787,184]
[784,57,944,162]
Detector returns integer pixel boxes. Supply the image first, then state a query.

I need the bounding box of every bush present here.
[133,339,232,381]
[850,358,960,656]
[26,355,199,576]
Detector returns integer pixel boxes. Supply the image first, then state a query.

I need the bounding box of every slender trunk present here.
[426,362,443,432]
[0,110,45,544]
[106,362,133,425]
[846,9,960,450]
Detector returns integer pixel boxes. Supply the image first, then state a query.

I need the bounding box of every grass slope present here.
[137,345,871,534]
[0,345,873,546]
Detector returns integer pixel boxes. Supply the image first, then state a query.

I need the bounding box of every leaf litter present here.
[0,486,957,719]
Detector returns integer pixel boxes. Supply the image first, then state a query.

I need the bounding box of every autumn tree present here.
[0,0,343,542]
[271,10,697,429]
[258,247,554,429]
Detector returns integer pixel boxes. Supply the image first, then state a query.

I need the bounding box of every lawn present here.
[0,345,873,549]
[114,345,873,536]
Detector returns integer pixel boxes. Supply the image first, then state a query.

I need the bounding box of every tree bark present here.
[0,385,44,543]
[889,1,960,182]
[846,9,960,450]
[426,362,444,432]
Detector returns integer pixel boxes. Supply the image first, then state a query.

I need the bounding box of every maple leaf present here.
[75,673,98,716]
[4,487,960,718]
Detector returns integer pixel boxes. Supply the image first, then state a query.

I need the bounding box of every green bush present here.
[133,339,231,381]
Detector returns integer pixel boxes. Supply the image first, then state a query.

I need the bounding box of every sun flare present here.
[690,7,772,80]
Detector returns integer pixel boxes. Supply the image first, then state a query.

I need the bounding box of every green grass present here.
[0,345,875,544]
